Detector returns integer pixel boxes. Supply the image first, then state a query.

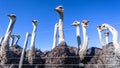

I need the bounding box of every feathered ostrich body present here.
[0,14,16,64]
[28,20,38,64]
[55,5,65,43]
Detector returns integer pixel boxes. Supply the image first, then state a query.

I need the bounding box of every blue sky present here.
[0,0,120,51]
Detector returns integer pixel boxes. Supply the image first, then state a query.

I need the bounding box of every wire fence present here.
[0,52,117,59]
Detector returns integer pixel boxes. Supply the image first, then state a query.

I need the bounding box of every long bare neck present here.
[108,25,119,49]
[58,13,64,43]
[108,25,118,42]
[0,37,4,44]
[52,23,58,49]
[60,13,63,20]
[79,25,88,60]
[76,26,81,50]
[98,30,105,46]
[19,32,30,68]
[30,25,37,48]
[10,36,14,46]
[105,36,109,44]
[2,18,15,44]
[14,36,20,45]
[81,26,88,50]
[28,22,37,64]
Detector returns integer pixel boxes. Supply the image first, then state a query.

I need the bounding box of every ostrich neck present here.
[108,25,119,49]
[52,23,58,49]
[60,13,63,20]
[10,37,14,46]
[2,19,15,44]
[81,26,88,50]
[30,26,37,48]
[79,26,88,60]
[58,13,64,43]
[0,37,4,44]
[76,26,81,49]
[105,36,109,44]
[98,30,105,46]
[19,33,30,68]
[108,26,118,43]
[15,38,19,45]
[28,26,37,64]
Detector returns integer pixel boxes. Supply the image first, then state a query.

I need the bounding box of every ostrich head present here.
[55,23,59,28]
[97,25,103,32]
[8,14,16,22]
[13,35,20,45]
[32,20,38,27]
[101,23,109,30]
[71,21,80,26]
[55,5,64,14]
[16,35,20,39]
[82,20,89,28]
[10,34,15,46]
[10,35,15,39]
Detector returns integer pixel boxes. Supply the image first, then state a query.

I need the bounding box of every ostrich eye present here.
[103,25,105,27]
[74,21,77,23]
[59,6,63,9]
[13,15,16,17]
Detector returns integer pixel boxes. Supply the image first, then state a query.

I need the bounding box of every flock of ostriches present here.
[0,5,119,68]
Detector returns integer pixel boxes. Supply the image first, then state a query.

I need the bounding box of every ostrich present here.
[28,20,38,64]
[19,32,31,68]
[14,35,20,45]
[52,23,59,49]
[101,23,120,54]
[79,20,89,61]
[71,21,82,54]
[0,14,16,64]
[97,25,105,48]
[55,5,65,43]
[0,36,4,45]
[104,32,109,45]
[100,24,120,68]
[10,35,15,46]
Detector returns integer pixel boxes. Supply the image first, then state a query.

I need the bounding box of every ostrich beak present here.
[32,20,38,24]
[84,22,88,26]
[8,14,16,17]
[97,25,101,28]
[54,8,57,11]
[71,24,74,26]
[82,20,89,26]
